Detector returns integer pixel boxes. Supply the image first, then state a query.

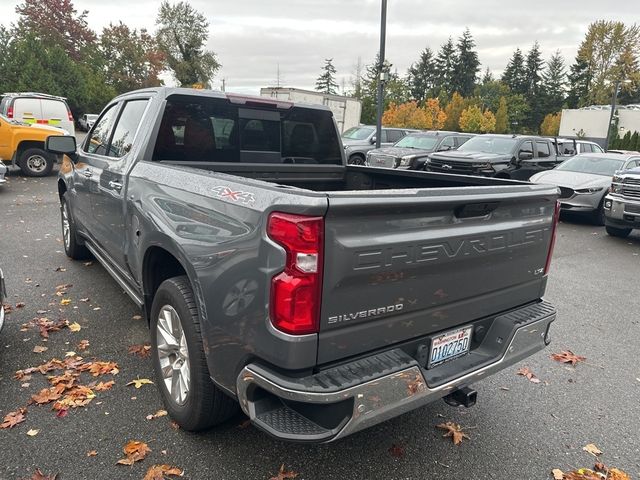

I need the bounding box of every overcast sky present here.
[2,1,639,95]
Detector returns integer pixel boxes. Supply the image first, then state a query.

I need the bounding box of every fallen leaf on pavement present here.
[55,267,67,272]
[117,440,151,466]
[132,315,143,321]
[127,378,154,389]
[169,421,180,430]
[28,468,58,480]
[558,464,631,480]
[436,422,470,445]
[80,297,90,302]
[26,429,39,436]
[60,299,71,306]
[551,350,586,366]
[87,450,97,457]
[552,468,564,479]
[77,340,90,351]
[3,303,13,314]
[52,386,96,410]
[269,464,298,480]
[129,344,151,358]
[143,464,184,480]
[582,443,603,457]
[146,410,168,420]
[95,380,115,392]
[33,345,49,354]
[1,408,27,429]
[81,361,119,376]
[388,443,405,458]
[16,302,26,308]
[68,322,81,332]
[517,367,541,384]
[83,262,93,266]
[31,385,66,404]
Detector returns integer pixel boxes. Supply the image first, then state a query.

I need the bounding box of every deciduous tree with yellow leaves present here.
[459,105,496,133]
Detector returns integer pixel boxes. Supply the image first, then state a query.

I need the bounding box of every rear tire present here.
[19,148,55,177]
[61,193,91,260]
[150,276,238,431]
[605,225,632,238]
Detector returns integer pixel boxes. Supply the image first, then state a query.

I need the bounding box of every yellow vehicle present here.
[0,113,67,176]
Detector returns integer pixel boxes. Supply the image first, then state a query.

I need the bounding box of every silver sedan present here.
[530,153,640,225]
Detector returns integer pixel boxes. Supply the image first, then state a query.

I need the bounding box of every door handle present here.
[83,170,93,178]
[108,180,123,191]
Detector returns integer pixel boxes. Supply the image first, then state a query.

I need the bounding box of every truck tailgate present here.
[318,184,558,364]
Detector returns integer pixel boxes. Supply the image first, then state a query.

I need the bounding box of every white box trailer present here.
[260,87,362,133]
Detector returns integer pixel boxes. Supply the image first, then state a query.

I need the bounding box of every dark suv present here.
[426,134,561,180]
[365,131,473,170]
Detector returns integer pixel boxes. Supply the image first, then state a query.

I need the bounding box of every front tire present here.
[61,193,90,260]
[19,148,55,177]
[348,154,365,165]
[150,276,237,431]
[605,225,632,238]
[593,198,606,226]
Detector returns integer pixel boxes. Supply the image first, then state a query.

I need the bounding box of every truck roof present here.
[113,87,333,113]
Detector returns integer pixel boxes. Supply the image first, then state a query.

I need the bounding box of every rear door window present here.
[386,130,404,144]
[536,141,551,158]
[85,104,119,156]
[440,136,456,149]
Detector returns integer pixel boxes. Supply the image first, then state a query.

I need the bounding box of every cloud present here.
[1,0,639,94]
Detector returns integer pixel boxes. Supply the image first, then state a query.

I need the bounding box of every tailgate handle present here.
[455,202,499,219]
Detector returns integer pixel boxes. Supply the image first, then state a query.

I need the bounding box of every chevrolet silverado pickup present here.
[47,87,559,443]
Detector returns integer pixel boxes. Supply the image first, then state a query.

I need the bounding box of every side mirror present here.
[518,151,533,161]
[46,135,77,161]
[370,136,377,145]
[438,145,452,152]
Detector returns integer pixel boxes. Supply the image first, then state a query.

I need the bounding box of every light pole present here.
[375,0,387,149]
[605,79,631,150]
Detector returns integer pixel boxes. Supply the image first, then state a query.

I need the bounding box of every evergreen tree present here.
[524,42,545,131]
[481,68,494,84]
[474,80,510,112]
[434,37,458,97]
[620,131,632,149]
[407,47,436,103]
[315,58,339,95]
[360,56,407,124]
[495,96,509,133]
[541,50,567,114]
[452,28,480,97]
[501,48,528,95]
[566,55,591,108]
[631,131,640,151]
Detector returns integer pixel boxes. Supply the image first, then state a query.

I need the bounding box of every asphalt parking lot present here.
[1,167,639,480]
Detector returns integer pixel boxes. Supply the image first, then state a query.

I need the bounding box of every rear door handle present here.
[108,180,123,191]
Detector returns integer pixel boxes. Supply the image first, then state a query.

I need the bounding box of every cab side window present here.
[85,105,118,156]
[518,141,534,159]
[108,100,149,158]
[440,136,456,150]
[386,130,404,144]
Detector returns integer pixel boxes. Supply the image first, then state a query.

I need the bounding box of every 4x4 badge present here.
[212,186,256,205]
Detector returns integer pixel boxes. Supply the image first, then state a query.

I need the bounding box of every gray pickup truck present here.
[604,166,640,238]
[47,87,559,443]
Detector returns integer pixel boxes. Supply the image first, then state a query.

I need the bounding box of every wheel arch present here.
[141,241,202,325]
[16,140,46,159]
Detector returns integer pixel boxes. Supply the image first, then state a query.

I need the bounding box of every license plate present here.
[428,326,473,368]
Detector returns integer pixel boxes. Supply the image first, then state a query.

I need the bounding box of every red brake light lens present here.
[7,106,13,118]
[267,212,324,335]
[67,108,74,122]
[544,200,561,275]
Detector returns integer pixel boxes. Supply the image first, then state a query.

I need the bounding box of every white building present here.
[260,87,362,133]
[559,105,640,147]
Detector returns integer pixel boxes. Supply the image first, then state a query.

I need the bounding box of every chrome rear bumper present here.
[237,302,556,442]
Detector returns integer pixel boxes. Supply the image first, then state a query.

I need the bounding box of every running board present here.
[84,242,144,308]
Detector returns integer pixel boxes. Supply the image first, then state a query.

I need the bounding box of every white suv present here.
[0,92,75,135]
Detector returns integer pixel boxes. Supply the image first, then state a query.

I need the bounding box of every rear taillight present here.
[7,106,13,118]
[267,212,324,335]
[544,201,561,275]
[67,108,73,122]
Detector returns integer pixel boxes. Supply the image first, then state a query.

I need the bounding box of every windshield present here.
[555,155,625,176]
[458,136,518,155]
[342,126,374,140]
[394,135,439,150]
